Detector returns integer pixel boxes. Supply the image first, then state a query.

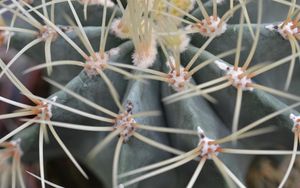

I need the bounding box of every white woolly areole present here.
[111,18,130,39]
[38,25,58,41]
[84,53,109,76]
[80,0,114,6]
[167,56,190,92]
[178,33,190,52]
[132,38,157,68]
[266,22,300,39]
[195,16,227,37]
[114,102,137,142]
[38,96,57,119]
[197,127,220,159]
[290,113,300,132]
[10,138,23,156]
[215,60,253,91]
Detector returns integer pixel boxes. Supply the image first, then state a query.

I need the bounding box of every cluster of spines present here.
[1,0,300,188]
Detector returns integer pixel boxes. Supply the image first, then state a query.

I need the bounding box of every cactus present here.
[1,0,300,187]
